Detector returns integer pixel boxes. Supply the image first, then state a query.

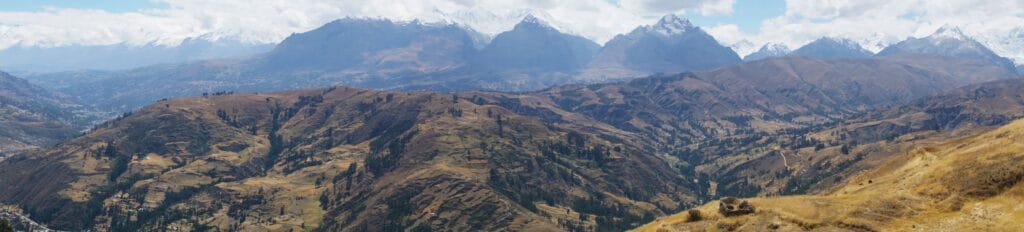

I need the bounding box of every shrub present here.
[685,209,703,222]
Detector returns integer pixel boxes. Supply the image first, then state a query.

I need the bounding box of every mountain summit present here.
[581,14,740,79]
[648,14,695,36]
[790,37,874,59]
[263,18,479,71]
[878,25,1018,73]
[517,14,552,29]
[743,43,790,61]
[471,14,600,72]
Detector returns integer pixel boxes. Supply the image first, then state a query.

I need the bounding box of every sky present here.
[0,0,167,12]
[0,0,1023,62]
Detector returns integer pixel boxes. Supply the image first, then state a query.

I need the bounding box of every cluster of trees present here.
[365,129,416,176]
[538,131,611,166]
[201,91,234,97]
[380,190,418,231]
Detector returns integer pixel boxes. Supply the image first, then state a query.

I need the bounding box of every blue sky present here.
[684,0,786,33]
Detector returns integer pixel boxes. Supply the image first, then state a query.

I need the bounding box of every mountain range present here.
[879,26,1020,74]
[24,15,743,113]
[25,16,1020,119]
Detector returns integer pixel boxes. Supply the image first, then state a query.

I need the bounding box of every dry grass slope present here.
[637,118,1024,232]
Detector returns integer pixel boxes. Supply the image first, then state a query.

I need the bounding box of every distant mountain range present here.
[25,15,744,113]
[0,38,273,73]
[14,15,1024,117]
[878,26,1019,74]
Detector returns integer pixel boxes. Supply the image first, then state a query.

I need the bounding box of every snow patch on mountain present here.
[931,25,969,41]
[790,37,874,59]
[650,14,694,36]
[743,43,790,61]
[433,8,585,41]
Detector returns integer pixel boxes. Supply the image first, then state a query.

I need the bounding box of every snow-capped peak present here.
[930,25,970,41]
[651,14,694,35]
[821,37,865,51]
[760,43,791,54]
[521,14,542,24]
[517,14,554,29]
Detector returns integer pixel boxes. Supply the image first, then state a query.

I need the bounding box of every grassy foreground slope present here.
[636,118,1024,232]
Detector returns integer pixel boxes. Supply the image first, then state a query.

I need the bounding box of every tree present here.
[345,162,358,176]
[103,144,118,158]
[0,218,12,232]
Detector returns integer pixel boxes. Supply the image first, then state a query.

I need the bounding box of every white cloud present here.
[0,0,736,49]
[619,0,736,16]
[697,0,736,16]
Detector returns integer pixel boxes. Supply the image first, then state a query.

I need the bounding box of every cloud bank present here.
[1,0,1024,63]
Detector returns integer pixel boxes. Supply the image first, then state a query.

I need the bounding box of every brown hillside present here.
[637,118,1024,232]
[1,56,1020,231]
[0,86,694,231]
[0,72,88,155]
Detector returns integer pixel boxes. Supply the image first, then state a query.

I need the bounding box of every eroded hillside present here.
[2,71,1022,231]
[0,86,698,231]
